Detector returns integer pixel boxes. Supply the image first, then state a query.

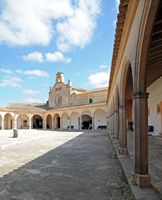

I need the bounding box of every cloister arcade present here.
[107,0,162,187]
[0,108,107,131]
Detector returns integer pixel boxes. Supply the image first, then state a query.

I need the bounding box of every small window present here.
[89,98,93,104]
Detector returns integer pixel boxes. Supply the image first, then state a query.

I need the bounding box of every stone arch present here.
[61,112,70,129]
[81,111,92,130]
[4,113,13,129]
[46,114,52,129]
[114,86,120,138]
[135,0,161,92]
[0,114,2,129]
[81,110,92,117]
[53,114,60,129]
[93,109,107,130]
[120,60,134,105]
[118,60,134,156]
[70,112,79,130]
[17,114,29,129]
[131,1,162,187]
[32,114,43,129]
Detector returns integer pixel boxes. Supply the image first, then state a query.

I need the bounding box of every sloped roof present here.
[7,103,49,113]
[108,0,129,99]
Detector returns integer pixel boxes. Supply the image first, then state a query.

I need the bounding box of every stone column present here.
[110,116,112,133]
[113,112,116,138]
[52,116,54,130]
[92,117,94,130]
[107,116,110,131]
[43,116,46,129]
[13,115,17,129]
[116,110,119,140]
[114,110,119,140]
[60,118,62,129]
[29,116,32,129]
[132,92,151,187]
[118,105,128,155]
[160,111,162,135]
[79,117,82,130]
[1,116,4,130]
[69,117,71,130]
[110,114,113,135]
[112,112,115,138]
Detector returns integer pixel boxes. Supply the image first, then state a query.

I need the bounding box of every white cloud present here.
[45,51,71,63]
[0,68,13,74]
[0,0,100,51]
[16,69,48,77]
[0,0,73,46]
[57,0,101,51]
[113,0,120,27]
[0,76,22,88]
[22,51,71,63]
[100,65,107,69]
[23,69,49,77]
[23,88,40,96]
[88,71,110,88]
[22,51,43,62]
[115,0,120,11]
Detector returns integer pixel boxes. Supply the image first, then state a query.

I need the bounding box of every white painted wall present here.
[147,77,162,135]
[17,117,22,129]
[17,115,29,129]
[94,110,107,129]
[61,113,70,129]
[70,112,79,129]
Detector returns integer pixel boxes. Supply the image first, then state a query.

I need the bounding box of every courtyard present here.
[0,130,134,200]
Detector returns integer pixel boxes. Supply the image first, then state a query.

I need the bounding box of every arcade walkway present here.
[0,130,134,200]
[110,131,162,199]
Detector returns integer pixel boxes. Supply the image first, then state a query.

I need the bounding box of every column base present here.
[159,132,162,137]
[118,147,128,155]
[132,173,151,188]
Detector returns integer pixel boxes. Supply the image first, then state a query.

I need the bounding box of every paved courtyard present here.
[0,130,134,200]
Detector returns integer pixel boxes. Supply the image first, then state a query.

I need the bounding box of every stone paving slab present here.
[109,131,162,200]
[0,130,134,200]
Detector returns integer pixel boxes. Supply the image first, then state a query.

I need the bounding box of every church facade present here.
[0,72,108,131]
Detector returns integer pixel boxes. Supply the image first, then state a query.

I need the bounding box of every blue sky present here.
[0,0,118,106]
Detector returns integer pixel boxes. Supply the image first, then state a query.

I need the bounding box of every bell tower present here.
[56,72,64,83]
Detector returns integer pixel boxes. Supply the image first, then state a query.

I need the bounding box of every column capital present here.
[132,91,149,99]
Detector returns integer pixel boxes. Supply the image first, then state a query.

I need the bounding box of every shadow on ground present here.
[0,131,134,200]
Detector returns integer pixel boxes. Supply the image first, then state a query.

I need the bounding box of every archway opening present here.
[125,65,133,130]
[145,1,162,136]
[46,114,52,129]
[17,114,29,129]
[71,112,79,129]
[94,110,107,130]
[4,113,13,129]
[82,115,92,129]
[124,65,133,154]
[32,115,43,129]
[53,114,60,129]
